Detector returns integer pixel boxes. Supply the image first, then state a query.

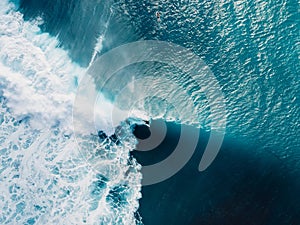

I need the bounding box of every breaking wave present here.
[0,1,142,224]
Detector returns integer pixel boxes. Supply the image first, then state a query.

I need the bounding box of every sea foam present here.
[0,1,142,224]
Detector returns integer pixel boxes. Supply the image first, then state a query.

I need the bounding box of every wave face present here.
[0,1,142,224]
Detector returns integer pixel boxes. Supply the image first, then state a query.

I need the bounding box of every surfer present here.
[156,11,161,21]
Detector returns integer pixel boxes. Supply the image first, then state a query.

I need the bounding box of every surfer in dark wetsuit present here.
[156,11,161,21]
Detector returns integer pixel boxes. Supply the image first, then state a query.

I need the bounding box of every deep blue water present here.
[1,0,300,224]
[132,122,300,224]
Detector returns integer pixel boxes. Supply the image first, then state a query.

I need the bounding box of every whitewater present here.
[0,1,143,224]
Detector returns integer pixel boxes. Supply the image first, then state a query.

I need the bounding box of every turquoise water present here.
[19,0,299,159]
[0,0,299,224]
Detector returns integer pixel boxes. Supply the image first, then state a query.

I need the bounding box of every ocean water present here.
[0,0,299,224]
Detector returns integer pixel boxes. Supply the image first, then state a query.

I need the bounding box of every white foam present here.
[0,2,83,131]
[0,1,142,224]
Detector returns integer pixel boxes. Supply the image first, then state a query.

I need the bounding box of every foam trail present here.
[89,7,115,68]
[0,1,142,224]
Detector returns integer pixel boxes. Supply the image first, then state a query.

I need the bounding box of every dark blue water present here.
[133,122,300,224]
[14,0,300,224]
